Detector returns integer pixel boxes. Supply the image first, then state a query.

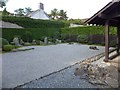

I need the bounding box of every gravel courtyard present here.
[2,43,105,88]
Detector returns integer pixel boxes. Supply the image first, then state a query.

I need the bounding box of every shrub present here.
[109,40,116,47]
[0,38,9,48]
[101,42,105,46]
[88,41,93,45]
[3,45,15,51]
[77,35,88,43]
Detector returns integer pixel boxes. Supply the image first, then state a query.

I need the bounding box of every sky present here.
[0,0,112,19]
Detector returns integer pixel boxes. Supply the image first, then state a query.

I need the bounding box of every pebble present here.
[17,64,108,88]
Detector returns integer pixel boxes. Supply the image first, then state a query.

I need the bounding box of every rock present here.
[89,46,99,50]
[105,77,118,88]
[39,41,43,45]
[32,40,37,45]
[13,37,20,46]
[88,78,106,85]
[74,67,88,79]
[44,37,48,45]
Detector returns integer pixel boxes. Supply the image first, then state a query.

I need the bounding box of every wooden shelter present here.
[85,0,120,62]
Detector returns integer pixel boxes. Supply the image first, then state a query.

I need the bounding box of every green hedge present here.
[61,26,117,35]
[2,16,68,28]
[0,38,9,48]
[2,28,61,42]
[3,45,15,51]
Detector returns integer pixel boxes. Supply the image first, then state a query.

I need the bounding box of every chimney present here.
[39,3,44,10]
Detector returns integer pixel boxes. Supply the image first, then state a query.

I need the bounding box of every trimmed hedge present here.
[0,38,9,48]
[77,35,88,43]
[3,45,15,51]
[2,16,68,28]
[2,28,61,42]
[61,26,117,35]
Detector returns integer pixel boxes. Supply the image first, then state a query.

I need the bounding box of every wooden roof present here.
[85,0,120,27]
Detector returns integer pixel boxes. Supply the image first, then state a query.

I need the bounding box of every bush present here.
[77,35,88,43]
[0,38,9,48]
[109,40,116,47]
[3,45,15,51]
[88,41,93,45]
[101,42,105,46]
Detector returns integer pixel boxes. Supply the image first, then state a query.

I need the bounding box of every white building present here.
[27,3,50,20]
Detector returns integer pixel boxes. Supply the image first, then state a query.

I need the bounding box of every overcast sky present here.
[1,0,112,19]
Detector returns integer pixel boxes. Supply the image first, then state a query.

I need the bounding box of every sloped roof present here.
[26,9,50,20]
[85,0,120,27]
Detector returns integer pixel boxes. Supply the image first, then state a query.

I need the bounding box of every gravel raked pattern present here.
[2,44,105,88]
[18,64,108,88]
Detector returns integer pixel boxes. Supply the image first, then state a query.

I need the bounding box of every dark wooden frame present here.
[85,0,120,62]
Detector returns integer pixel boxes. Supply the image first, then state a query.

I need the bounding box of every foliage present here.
[68,19,84,25]
[14,8,25,16]
[77,35,88,43]
[2,16,67,28]
[49,8,58,20]
[109,40,117,47]
[61,26,117,35]
[24,7,32,15]
[58,10,68,20]
[2,28,61,42]
[23,31,33,42]
[14,7,33,16]
[3,45,15,51]
[49,8,68,20]
[2,8,10,16]
[0,0,8,8]
[0,38,9,48]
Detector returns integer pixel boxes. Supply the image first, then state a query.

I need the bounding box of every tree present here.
[0,0,8,8]
[49,8,68,20]
[49,8,58,20]
[14,8,25,16]
[68,19,84,25]
[58,10,68,20]
[2,8,10,16]
[14,7,33,16]
[24,7,32,15]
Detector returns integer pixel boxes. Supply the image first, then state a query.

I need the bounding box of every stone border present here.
[12,48,34,52]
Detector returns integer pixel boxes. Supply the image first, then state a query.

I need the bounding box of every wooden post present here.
[117,26,120,55]
[104,20,109,62]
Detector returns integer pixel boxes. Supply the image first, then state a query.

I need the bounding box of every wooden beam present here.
[98,13,120,20]
[104,20,110,62]
[117,26,120,54]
